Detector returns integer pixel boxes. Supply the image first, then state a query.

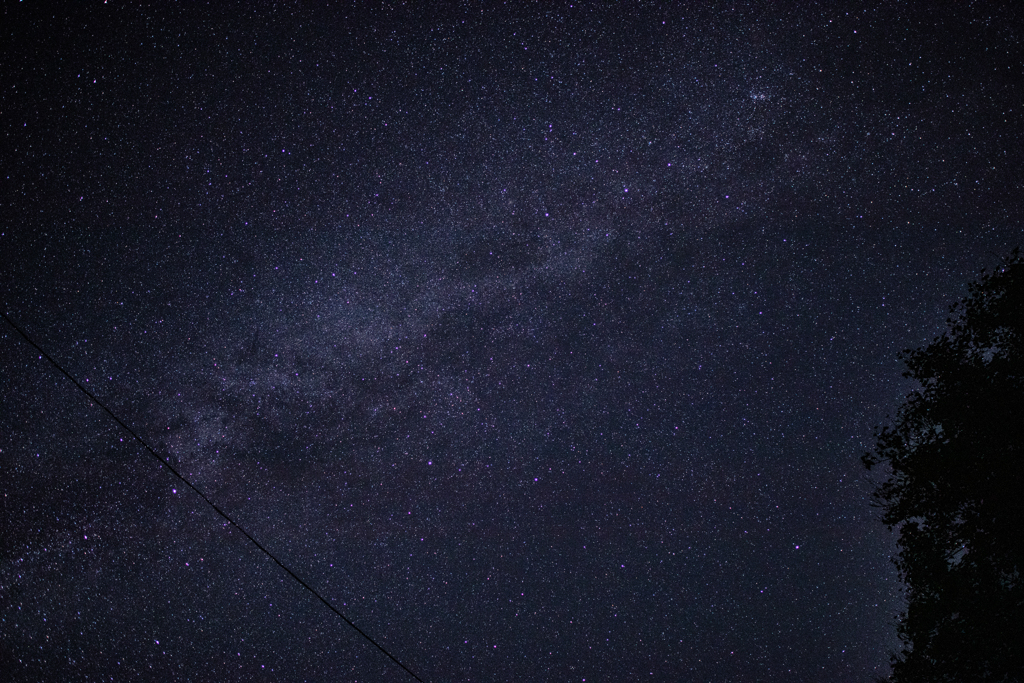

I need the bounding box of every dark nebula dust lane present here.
[2,2,1022,681]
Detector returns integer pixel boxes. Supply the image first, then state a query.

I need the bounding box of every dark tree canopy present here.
[865,249,1024,682]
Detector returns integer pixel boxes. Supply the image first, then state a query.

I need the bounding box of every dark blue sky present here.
[2,2,1022,681]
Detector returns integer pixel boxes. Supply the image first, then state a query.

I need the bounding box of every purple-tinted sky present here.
[2,2,1022,681]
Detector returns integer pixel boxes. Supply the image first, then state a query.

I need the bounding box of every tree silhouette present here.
[864,248,1024,682]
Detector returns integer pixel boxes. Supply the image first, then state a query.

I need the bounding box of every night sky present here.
[2,2,1023,681]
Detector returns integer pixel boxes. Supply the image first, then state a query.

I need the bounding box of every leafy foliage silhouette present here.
[864,248,1024,682]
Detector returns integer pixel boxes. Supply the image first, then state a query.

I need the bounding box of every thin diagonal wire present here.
[0,309,424,683]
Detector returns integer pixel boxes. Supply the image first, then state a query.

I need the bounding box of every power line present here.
[0,309,425,683]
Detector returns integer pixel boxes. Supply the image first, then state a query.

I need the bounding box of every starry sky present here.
[2,2,1022,681]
